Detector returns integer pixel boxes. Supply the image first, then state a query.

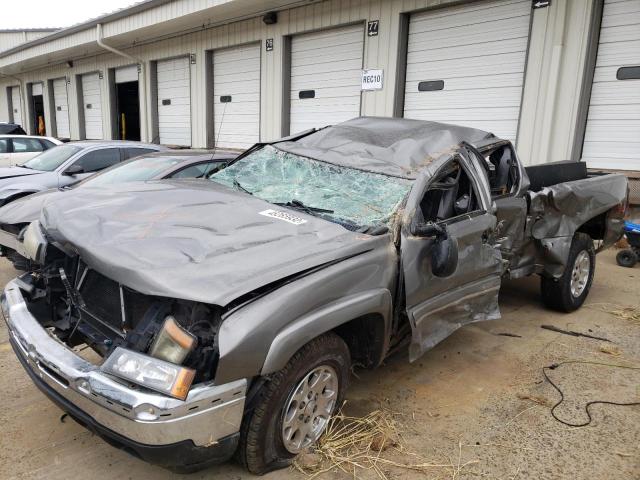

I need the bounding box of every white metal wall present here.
[581,0,640,170]
[289,24,364,134]
[0,0,609,170]
[156,56,191,146]
[212,43,261,149]
[10,86,22,125]
[52,78,70,138]
[81,72,104,139]
[403,0,531,144]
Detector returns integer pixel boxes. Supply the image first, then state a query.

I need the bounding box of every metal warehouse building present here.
[0,0,638,177]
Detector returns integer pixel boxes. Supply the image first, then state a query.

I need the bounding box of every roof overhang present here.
[0,0,315,75]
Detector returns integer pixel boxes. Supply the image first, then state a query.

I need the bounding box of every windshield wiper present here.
[233,179,253,195]
[274,199,334,216]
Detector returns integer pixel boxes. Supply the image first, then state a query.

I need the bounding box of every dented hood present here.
[40,180,378,306]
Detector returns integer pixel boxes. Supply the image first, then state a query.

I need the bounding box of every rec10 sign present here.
[361,69,383,91]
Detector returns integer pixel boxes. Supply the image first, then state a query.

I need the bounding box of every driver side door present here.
[401,153,503,362]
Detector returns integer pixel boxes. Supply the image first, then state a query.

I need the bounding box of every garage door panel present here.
[408,18,530,49]
[52,78,70,138]
[10,86,22,126]
[582,0,640,170]
[404,0,530,143]
[408,37,528,64]
[157,57,191,146]
[410,0,529,34]
[291,28,363,51]
[213,43,260,149]
[289,24,363,133]
[81,73,103,139]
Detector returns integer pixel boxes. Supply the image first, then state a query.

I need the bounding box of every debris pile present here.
[294,407,477,479]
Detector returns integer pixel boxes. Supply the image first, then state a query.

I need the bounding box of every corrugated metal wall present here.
[0,0,599,168]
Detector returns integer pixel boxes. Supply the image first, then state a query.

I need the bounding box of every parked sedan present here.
[0,140,165,206]
[0,135,62,167]
[0,149,237,268]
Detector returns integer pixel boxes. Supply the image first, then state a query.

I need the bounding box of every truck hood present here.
[0,166,43,180]
[40,180,379,306]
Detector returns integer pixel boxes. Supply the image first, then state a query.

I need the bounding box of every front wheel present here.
[237,332,350,474]
[541,233,595,312]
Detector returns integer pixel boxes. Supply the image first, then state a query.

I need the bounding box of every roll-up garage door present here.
[81,73,104,140]
[213,43,261,149]
[289,24,364,134]
[52,78,70,138]
[32,83,43,96]
[582,0,640,170]
[156,57,191,146]
[115,65,138,84]
[10,86,22,126]
[404,0,531,143]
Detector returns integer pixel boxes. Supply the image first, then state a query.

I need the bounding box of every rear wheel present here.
[541,233,595,312]
[616,249,637,268]
[237,332,350,474]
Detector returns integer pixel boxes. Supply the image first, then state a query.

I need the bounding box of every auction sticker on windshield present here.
[259,209,307,225]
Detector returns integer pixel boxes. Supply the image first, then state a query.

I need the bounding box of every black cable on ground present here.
[542,360,640,428]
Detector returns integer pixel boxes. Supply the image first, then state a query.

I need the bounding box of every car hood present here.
[40,180,380,306]
[0,166,44,180]
[0,188,62,225]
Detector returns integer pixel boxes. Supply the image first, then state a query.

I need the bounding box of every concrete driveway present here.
[1,249,638,479]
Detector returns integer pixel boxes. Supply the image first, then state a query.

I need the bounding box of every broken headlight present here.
[149,315,197,364]
[101,347,195,400]
[22,220,47,264]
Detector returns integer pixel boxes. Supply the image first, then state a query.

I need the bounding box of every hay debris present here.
[598,344,622,357]
[293,407,478,479]
[587,303,640,324]
[516,392,553,407]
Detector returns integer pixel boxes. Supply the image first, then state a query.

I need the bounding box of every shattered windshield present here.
[210,145,411,229]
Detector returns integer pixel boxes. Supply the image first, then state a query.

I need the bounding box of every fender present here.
[260,288,393,375]
[0,188,39,205]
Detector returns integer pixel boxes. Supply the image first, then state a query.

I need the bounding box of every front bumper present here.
[2,279,247,468]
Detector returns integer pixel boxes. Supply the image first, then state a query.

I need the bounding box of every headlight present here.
[149,315,197,364]
[22,220,47,264]
[101,347,195,400]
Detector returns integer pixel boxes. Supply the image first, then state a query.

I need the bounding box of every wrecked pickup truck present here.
[2,117,627,474]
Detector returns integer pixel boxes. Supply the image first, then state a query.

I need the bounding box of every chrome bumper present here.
[1,279,246,447]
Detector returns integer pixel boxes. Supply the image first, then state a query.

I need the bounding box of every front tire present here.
[541,233,595,312]
[237,332,350,475]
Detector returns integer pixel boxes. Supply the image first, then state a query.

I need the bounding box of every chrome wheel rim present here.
[570,250,590,298]
[281,365,338,454]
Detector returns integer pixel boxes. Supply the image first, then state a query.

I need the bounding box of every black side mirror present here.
[63,164,84,176]
[411,221,458,277]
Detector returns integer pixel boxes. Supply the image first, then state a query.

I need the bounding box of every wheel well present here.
[576,212,606,240]
[331,313,386,369]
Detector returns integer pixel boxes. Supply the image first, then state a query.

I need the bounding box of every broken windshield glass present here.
[210,145,411,229]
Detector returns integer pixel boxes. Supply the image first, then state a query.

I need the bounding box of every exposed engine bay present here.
[19,241,222,394]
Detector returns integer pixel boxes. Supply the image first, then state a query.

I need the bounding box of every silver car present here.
[0,140,166,206]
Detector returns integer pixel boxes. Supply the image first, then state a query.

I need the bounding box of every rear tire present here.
[541,233,595,312]
[616,249,637,268]
[237,332,350,475]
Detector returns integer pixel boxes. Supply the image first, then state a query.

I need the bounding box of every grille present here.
[79,269,123,330]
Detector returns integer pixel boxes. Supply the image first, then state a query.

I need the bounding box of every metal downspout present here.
[96,23,149,142]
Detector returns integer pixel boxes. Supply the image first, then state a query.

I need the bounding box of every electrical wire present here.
[543,360,640,428]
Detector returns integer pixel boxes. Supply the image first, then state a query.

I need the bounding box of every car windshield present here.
[22,145,82,171]
[81,156,183,187]
[210,145,411,229]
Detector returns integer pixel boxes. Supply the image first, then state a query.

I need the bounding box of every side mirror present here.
[431,233,458,277]
[63,164,84,176]
[411,221,459,277]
